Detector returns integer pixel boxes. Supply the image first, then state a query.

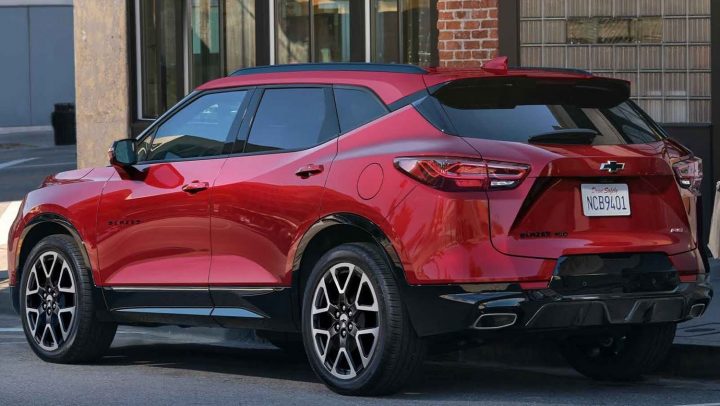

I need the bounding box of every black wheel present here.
[19,235,117,363]
[560,323,676,381]
[301,243,425,396]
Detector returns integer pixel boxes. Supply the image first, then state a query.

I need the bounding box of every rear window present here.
[421,77,665,145]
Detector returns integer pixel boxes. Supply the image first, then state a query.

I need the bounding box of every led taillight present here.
[673,156,703,193]
[394,157,530,191]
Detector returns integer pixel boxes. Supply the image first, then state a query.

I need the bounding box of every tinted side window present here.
[334,88,388,133]
[145,91,248,161]
[245,88,338,153]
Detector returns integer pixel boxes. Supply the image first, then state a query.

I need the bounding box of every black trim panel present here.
[387,89,429,111]
[102,286,296,332]
[104,287,213,310]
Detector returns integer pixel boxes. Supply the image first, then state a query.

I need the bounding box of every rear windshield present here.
[422,78,665,145]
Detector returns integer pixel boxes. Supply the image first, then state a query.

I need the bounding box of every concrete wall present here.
[74,0,130,169]
[0,4,74,127]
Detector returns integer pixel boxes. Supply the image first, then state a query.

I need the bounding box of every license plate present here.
[581,184,631,217]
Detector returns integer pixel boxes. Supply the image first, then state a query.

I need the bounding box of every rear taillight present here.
[673,157,703,194]
[394,157,530,191]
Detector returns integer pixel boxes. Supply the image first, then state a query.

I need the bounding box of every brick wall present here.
[437,0,500,67]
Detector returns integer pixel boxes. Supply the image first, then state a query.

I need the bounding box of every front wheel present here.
[560,323,676,381]
[302,243,425,396]
[20,235,117,363]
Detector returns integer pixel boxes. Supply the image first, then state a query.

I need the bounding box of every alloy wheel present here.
[310,262,380,380]
[24,251,77,352]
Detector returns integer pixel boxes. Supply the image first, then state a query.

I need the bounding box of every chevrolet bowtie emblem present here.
[600,161,625,173]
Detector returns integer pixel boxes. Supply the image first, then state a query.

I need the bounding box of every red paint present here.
[7,66,705,293]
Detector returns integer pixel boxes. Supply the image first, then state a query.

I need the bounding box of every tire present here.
[560,323,676,381]
[301,242,425,396]
[19,234,117,363]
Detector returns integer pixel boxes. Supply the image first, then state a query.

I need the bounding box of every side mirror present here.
[109,139,137,168]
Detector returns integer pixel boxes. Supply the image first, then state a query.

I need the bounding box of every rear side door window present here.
[333,88,388,133]
[244,87,339,153]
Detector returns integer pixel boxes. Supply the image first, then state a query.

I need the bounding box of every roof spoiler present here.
[430,75,631,109]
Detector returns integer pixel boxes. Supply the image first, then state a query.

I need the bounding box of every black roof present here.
[230,63,428,76]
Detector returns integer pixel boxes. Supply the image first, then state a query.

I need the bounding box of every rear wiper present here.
[527,129,599,145]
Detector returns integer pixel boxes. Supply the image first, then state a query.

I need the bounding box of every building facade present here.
[74,0,717,221]
[0,0,74,127]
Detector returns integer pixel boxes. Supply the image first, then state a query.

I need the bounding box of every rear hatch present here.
[421,75,701,259]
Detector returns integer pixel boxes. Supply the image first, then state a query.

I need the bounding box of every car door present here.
[96,89,252,289]
[209,86,340,287]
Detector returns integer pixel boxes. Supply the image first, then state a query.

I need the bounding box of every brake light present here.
[673,157,703,193]
[394,157,530,191]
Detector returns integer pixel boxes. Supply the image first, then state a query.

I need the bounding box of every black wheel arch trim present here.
[18,213,92,272]
[12,213,111,318]
[289,213,409,331]
[291,213,405,281]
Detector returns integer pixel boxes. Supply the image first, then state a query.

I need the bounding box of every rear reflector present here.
[394,157,530,191]
[673,157,703,194]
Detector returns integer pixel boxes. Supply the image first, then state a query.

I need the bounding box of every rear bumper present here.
[402,278,713,337]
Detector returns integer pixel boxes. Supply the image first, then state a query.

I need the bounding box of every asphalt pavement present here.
[0,309,719,406]
[0,128,76,201]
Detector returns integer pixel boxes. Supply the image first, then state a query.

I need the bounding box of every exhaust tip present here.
[689,303,706,318]
[474,313,518,330]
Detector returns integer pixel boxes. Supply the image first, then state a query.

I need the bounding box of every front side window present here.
[144,91,248,161]
[245,88,338,153]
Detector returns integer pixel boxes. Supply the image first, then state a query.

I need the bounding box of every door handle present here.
[295,164,324,179]
[182,181,210,194]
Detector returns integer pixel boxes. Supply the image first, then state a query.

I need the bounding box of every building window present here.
[135,0,437,120]
[224,0,256,73]
[275,0,311,64]
[519,0,711,124]
[137,0,186,119]
[314,0,351,62]
[190,0,222,88]
[371,0,435,65]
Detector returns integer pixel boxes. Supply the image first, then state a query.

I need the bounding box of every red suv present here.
[8,59,713,395]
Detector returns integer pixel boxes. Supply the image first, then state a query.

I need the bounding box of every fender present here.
[12,213,110,318]
[291,213,405,280]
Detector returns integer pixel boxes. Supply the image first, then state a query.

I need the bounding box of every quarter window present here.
[144,91,248,161]
[245,88,338,153]
[334,88,388,133]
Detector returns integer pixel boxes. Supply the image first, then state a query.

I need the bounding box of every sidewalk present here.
[0,201,21,274]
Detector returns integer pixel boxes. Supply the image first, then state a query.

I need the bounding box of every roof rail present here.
[510,66,593,76]
[230,63,428,76]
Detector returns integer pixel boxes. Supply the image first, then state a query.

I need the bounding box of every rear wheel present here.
[302,243,425,396]
[560,323,676,381]
[20,235,117,363]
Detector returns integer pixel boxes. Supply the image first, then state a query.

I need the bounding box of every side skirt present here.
[103,286,297,332]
